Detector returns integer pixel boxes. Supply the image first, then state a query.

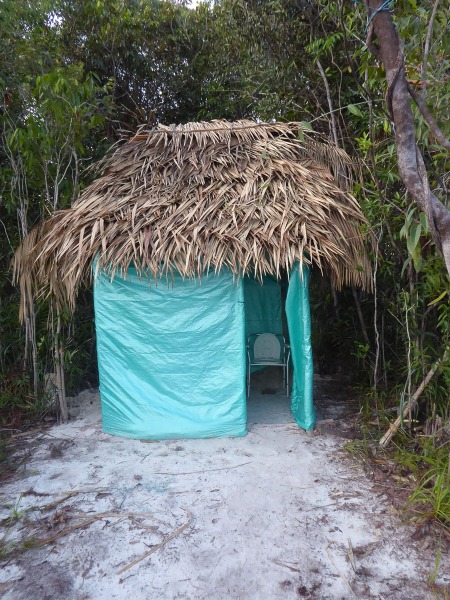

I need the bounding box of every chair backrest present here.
[253,333,281,361]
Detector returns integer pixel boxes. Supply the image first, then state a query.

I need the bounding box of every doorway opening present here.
[244,273,294,425]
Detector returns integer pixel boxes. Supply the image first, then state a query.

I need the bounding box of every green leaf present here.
[299,120,313,131]
[406,234,416,258]
[413,256,423,273]
[347,104,363,117]
[399,221,408,239]
[410,223,422,249]
[427,291,448,306]
[419,212,428,233]
[401,256,412,277]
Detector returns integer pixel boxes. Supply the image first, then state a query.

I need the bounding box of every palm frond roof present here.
[13,119,372,319]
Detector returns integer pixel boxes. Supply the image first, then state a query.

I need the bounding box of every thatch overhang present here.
[13,120,373,320]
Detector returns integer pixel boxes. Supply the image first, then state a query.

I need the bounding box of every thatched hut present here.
[14,120,371,439]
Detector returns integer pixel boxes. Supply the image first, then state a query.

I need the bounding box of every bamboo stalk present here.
[379,347,449,447]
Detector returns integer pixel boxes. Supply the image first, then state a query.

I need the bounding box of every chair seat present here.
[251,360,284,365]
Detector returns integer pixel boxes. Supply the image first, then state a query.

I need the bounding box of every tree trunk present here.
[366,2,450,276]
[55,309,68,422]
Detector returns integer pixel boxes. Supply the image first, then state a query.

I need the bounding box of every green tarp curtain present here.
[94,264,315,439]
[286,265,315,430]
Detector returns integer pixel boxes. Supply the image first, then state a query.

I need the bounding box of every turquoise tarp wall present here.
[94,268,247,439]
[286,265,315,430]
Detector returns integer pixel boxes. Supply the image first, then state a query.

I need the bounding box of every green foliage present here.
[0,0,113,418]
[408,453,450,526]
[4,65,112,213]
[393,437,450,527]
[0,372,32,425]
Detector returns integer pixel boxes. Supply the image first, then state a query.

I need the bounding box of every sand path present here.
[1,389,448,599]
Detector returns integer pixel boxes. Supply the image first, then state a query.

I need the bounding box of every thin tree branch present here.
[421,0,440,99]
[407,82,450,151]
[373,226,382,397]
[308,100,370,123]
[316,60,339,146]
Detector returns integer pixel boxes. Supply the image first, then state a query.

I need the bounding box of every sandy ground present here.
[1,388,448,600]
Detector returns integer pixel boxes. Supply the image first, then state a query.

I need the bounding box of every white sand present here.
[0,389,448,599]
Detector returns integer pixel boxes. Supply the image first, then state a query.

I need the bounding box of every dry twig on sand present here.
[31,510,162,547]
[117,508,192,575]
[154,462,252,476]
[324,543,356,597]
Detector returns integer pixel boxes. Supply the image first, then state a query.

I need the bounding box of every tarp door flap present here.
[286,265,315,430]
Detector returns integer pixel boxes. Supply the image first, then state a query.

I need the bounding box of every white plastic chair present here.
[246,333,290,397]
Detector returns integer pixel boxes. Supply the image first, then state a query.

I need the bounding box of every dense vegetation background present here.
[1,0,449,524]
